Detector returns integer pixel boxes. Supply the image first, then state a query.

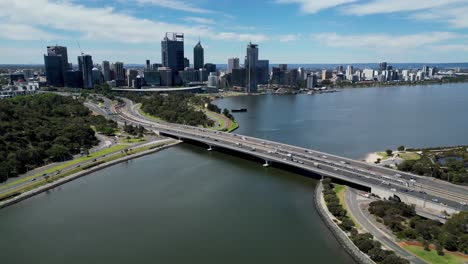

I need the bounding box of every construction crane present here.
[76,40,84,55]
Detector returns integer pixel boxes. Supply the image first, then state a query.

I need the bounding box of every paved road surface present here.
[345,188,427,264]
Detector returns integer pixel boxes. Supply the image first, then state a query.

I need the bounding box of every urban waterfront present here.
[1,83,468,263]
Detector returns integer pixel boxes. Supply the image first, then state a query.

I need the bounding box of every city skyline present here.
[0,0,468,64]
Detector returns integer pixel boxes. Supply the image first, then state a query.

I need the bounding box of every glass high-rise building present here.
[245,42,258,93]
[78,54,93,89]
[102,61,110,81]
[44,45,69,87]
[193,40,204,70]
[44,55,64,87]
[161,32,185,71]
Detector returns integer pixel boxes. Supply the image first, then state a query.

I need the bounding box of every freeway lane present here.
[104,98,467,212]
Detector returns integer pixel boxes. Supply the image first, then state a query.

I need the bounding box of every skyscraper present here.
[102,61,110,81]
[78,54,93,89]
[379,62,387,71]
[161,32,184,71]
[257,60,269,84]
[193,40,204,70]
[245,42,258,93]
[44,55,64,87]
[184,58,190,68]
[113,62,125,81]
[44,45,69,87]
[227,58,240,74]
[47,45,69,80]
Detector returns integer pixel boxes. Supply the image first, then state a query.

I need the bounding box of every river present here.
[1,83,468,263]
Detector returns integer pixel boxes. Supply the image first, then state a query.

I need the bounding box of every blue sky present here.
[0,0,467,64]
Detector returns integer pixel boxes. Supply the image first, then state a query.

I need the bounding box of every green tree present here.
[398,145,405,151]
[386,149,393,156]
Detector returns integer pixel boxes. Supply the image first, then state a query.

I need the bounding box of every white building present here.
[363,69,375,81]
[0,82,39,98]
[207,72,219,87]
[345,65,353,80]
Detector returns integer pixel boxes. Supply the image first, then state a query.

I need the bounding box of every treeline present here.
[0,93,116,182]
[140,93,214,127]
[322,179,409,264]
[398,158,468,185]
[369,200,468,255]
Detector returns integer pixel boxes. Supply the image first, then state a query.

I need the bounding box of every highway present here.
[103,97,468,212]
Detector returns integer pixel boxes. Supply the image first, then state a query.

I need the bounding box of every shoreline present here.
[314,181,375,264]
[0,141,181,210]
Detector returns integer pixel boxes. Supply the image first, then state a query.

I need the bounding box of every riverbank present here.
[0,140,180,209]
[315,181,375,264]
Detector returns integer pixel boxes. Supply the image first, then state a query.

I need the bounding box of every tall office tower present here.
[321,69,332,80]
[207,72,219,87]
[257,60,269,84]
[193,40,204,70]
[346,65,354,80]
[44,55,64,87]
[127,69,138,87]
[306,74,317,89]
[47,45,69,80]
[78,54,94,89]
[92,67,102,84]
[146,60,151,70]
[199,68,209,82]
[184,58,190,68]
[231,68,246,87]
[379,62,387,71]
[161,32,185,71]
[245,42,258,93]
[102,61,110,81]
[279,64,287,72]
[298,67,306,80]
[227,58,240,74]
[336,65,344,73]
[113,62,125,81]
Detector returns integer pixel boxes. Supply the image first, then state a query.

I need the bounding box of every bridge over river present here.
[105,98,468,214]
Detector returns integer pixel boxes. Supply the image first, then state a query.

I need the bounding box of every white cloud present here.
[345,0,465,15]
[431,44,468,52]
[275,0,357,14]
[0,23,61,41]
[214,32,269,43]
[278,34,300,42]
[134,0,213,13]
[0,0,267,44]
[182,17,216,25]
[411,5,468,29]
[314,32,460,49]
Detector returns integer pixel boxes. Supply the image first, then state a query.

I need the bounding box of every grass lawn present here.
[403,245,467,264]
[0,144,129,189]
[137,104,165,122]
[120,138,146,144]
[377,152,390,159]
[333,184,361,229]
[227,121,239,132]
[399,152,421,161]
